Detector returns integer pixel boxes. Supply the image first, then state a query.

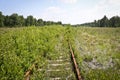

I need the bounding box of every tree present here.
[96,20,101,27]
[100,15,109,27]
[19,15,25,26]
[37,19,44,26]
[93,20,97,27]
[0,11,4,27]
[4,15,10,26]
[1,11,64,27]
[33,18,37,26]
[46,21,52,25]
[109,16,120,27]
[9,13,20,27]
[25,15,34,26]
[57,21,62,25]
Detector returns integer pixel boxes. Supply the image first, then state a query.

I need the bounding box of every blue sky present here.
[0,0,120,24]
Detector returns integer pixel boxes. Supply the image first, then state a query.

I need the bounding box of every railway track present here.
[25,44,82,80]
[24,28,82,80]
[45,44,76,80]
[69,42,82,80]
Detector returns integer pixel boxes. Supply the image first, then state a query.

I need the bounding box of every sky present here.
[0,0,120,24]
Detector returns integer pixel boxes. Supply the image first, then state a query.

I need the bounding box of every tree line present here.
[1,11,120,27]
[80,15,120,27]
[0,11,62,27]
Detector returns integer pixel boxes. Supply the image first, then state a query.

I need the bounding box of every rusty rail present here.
[24,64,36,80]
[69,42,82,80]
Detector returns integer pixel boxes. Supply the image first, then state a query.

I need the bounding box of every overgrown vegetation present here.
[0,26,120,80]
[0,25,66,79]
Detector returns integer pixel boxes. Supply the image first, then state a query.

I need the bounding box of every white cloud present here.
[46,7,62,13]
[59,0,77,4]
[96,0,120,8]
[108,0,120,5]
[64,0,120,24]
[41,6,66,22]
[39,0,120,24]
[93,0,120,18]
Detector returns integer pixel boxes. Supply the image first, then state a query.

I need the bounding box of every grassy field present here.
[73,27,120,80]
[0,26,120,80]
